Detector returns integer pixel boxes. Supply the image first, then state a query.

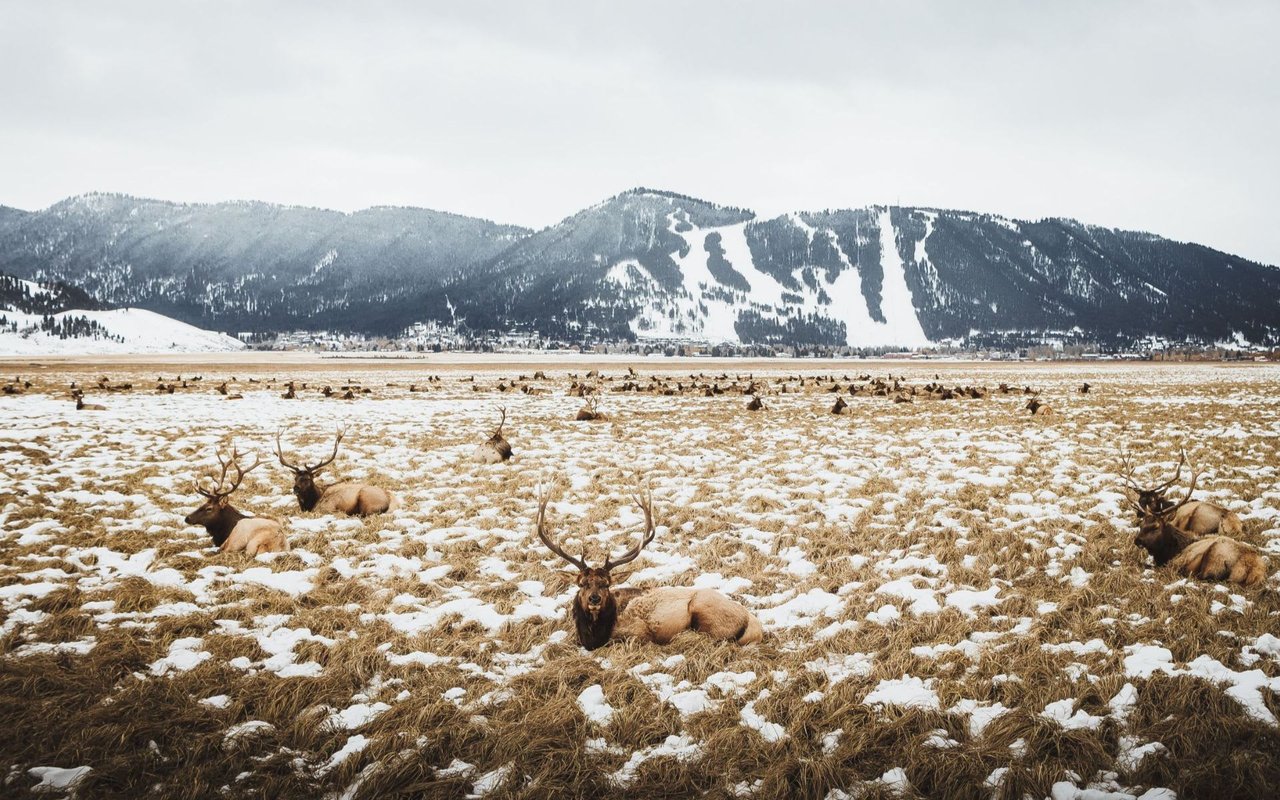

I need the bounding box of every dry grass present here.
[1,359,1278,799]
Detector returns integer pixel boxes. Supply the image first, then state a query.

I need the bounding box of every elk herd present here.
[4,367,1274,652]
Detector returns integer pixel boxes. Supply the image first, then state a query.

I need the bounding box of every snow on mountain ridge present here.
[606,208,935,347]
[0,308,246,355]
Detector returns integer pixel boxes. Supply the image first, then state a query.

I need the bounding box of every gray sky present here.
[3,1,1278,264]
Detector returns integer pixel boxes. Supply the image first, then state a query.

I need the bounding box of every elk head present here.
[1127,458,1201,566]
[275,429,343,510]
[1024,390,1050,415]
[185,446,262,542]
[1119,447,1186,521]
[537,487,656,649]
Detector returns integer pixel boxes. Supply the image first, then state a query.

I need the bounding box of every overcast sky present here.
[2,1,1278,264]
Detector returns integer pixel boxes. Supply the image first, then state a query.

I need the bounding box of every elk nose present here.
[588,593,602,604]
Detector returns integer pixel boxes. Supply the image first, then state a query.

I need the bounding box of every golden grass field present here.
[1,357,1277,799]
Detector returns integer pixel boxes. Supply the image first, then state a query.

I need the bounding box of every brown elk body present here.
[1130,462,1266,587]
[537,489,762,650]
[276,431,396,516]
[830,396,849,415]
[473,407,513,464]
[184,448,287,555]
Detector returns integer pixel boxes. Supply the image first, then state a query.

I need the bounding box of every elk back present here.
[613,587,762,645]
[316,483,396,516]
[1170,535,1268,588]
[1171,501,1243,537]
[222,518,288,556]
[473,439,512,464]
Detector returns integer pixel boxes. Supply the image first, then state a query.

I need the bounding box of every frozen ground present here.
[0,360,1277,799]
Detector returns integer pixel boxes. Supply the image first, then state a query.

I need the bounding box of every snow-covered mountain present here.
[0,193,529,334]
[3,189,1278,347]
[436,189,1280,347]
[0,274,244,354]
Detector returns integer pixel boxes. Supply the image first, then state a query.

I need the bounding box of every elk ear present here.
[607,571,628,586]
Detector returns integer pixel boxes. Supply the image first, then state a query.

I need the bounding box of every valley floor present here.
[1,360,1278,799]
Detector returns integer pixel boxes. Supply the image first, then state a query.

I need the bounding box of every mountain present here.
[0,271,244,354]
[1,189,1277,348]
[0,193,529,334]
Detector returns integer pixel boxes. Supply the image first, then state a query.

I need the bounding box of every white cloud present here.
[0,1,1277,263]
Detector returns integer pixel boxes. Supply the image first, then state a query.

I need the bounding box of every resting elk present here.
[1024,391,1052,416]
[275,430,396,516]
[1120,448,1242,536]
[830,396,849,415]
[72,390,105,411]
[575,394,606,421]
[1128,465,1267,587]
[536,487,763,650]
[184,447,287,555]
[473,407,513,463]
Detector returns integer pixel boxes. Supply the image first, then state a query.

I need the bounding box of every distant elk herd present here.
[3,367,1273,649]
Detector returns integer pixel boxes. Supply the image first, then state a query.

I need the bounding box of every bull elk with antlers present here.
[1128,462,1267,587]
[473,407,513,464]
[575,394,606,421]
[537,488,763,650]
[184,447,287,555]
[275,430,396,516]
[1024,391,1052,416]
[1120,448,1243,537]
[72,390,105,411]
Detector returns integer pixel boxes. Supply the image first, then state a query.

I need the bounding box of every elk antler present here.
[492,407,507,438]
[605,486,657,570]
[1166,454,1201,515]
[1117,444,1142,492]
[308,428,345,473]
[274,430,302,473]
[1152,448,1187,494]
[535,485,589,571]
[197,445,262,498]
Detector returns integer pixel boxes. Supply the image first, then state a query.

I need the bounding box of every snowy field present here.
[1,360,1278,799]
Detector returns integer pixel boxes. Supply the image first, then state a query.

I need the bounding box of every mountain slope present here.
[0,271,243,354]
[428,191,1280,347]
[0,193,529,333]
[1,189,1277,347]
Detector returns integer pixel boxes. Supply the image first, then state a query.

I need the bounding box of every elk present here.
[1079,382,1091,394]
[576,394,606,421]
[1024,391,1052,416]
[72,391,105,411]
[1119,448,1243,536]
[184,447,287,555]
[275,430,396,516]
[473,407,513,463]
[830,396,849,415]
[1129,466,1267,587]
[746,395,766,412]
[536,488,762,650]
